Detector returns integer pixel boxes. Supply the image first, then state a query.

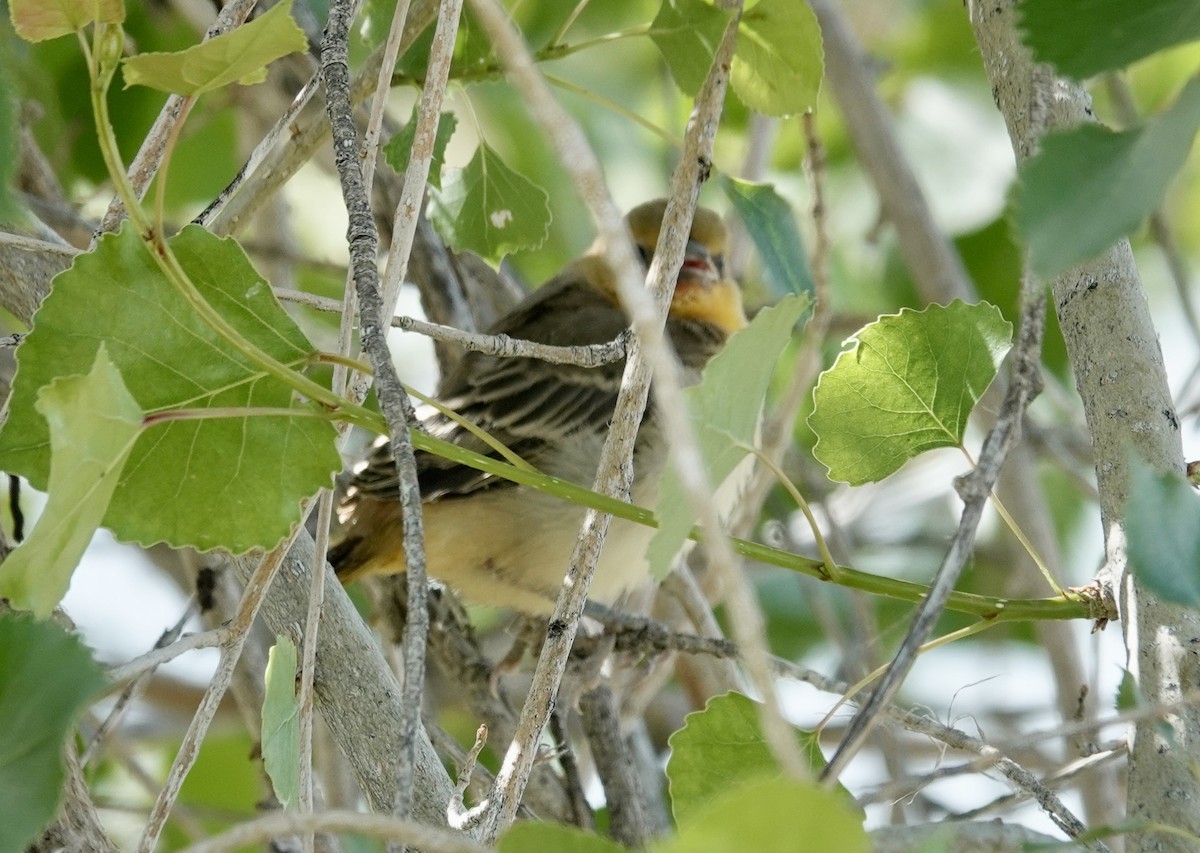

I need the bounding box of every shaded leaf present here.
[648,294,809,577]
[383,107,457,190]
[428,142,550,260]
[722,178,813,297]
[809,301,1012,485]
[0,224,340,552]
[731,0,823,117]
[1020,0,1200,79]
[262,636,301,809]
[1126,462,1200,610]
[650,0,730,97]
[9,0,123,42]
[122,0,306,94]
[0,347,141,617]
[1017,75,1200,279]
[0,612,107,852]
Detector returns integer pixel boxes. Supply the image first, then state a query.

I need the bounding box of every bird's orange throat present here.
[670,279,747,336]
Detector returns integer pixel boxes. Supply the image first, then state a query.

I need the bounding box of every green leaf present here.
[0,612,107,852]
[9,0,124,42]
[666,692,827,823]
[1020,0,1200,79]
[428,142,551,260]
[0,224,341,552]
[663,777,868,853]
[121,0,306,94]
[1017,74,1200,279]
[1126,462,1200,610]
[0,60,22,224]
[809,301,1013,485]
[0,347,142,617]
[262,636,301,809]
[1115,667,1142,712]
[383,107,457,190]
[650,0,731,97]
[722,178,814,297]
[647,294,809,578]
[499,823,624,853]
[731,0,823,117]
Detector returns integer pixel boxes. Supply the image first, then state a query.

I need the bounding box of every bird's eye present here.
[714,255,725,276]
[637,245,652,268]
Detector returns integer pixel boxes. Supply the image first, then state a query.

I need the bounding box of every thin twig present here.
[104,627,227,687]
[320,0,432,827]
[82,605,197,766]
[203,0,441,236]
[275,286,628,366]
[770,657,1105,848]
[177,810,489,853]
[137,544,293,852]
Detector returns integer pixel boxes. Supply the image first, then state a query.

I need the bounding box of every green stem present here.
[86,26,383,437]
[743,444,840,580]
[413,432,1094,623]
[142,406,339,427]
[313,351,373,376]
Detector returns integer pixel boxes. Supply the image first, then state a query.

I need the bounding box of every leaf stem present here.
[742,443,840,580]
[142,406,339,427]
[961,446,1066,596]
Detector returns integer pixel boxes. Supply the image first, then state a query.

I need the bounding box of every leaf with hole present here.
[428,142,551,261]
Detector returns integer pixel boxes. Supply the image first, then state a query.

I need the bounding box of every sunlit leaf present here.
[667,692,826,823]
[731,0,823,116]
[809,301,1012,485]
[0,613,107,852]
[428,142,550,260]
[650,0,730,97]
[121,0,306,94]
[0,347,141,617]
[648,294,809,577]
[1017,75,1200,279]
[666,777,868,853]
[0,224,340,552]
[9,0,123,42]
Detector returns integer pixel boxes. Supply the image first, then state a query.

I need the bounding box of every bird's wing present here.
[348,267,631,502]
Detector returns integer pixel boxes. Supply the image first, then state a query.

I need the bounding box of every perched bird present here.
[331,199,747,613]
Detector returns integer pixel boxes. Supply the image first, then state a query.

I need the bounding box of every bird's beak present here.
[678,239,720,287]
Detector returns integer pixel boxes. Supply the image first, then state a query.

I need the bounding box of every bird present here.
[330,199,747,613]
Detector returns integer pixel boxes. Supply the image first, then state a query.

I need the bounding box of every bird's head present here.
[625,198,746,336]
